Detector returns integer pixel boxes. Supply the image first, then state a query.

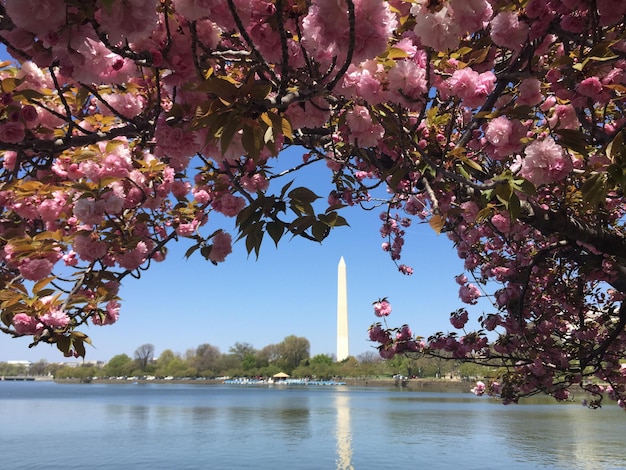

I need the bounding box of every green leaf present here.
[241,124,263,160]
[281,117,293,141]
[236,203,257,228]
[195,76,240,102]
[56,336,71,355]
[279,180,295,198]
[249,81,272,100]
[462,158,484,173]
[263,125,274,144]
[266,221,283,247]
[244,227,263,258]
[606,164,626,193]
[99,0,117,13]
[13,89,46,101]
[318,211,349,227]
[184,244,200,259]
[494,182,513,204]
[387,168,407,191]
[73,337,86,358]
[581,173,609,206]
[508,193,521,220]
[311,220,330,242]
[1,77,24,93]
[606,130,626,164]
[288,187,320,205]
[428,214,445,234]
[289,215,315,235]
[554,129,589,156]
[219,117,242,155]
[200,245,212,259]
[72,331,92,346]
[386,47,410,60]
[34,273,60,292]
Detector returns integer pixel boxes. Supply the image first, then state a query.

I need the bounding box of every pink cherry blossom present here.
[12,313,40,335]
[482,314,501,331]
[518,78,543,106]
[576,76,603,98]
[471,381,486,396]
[240,173,269,193]
[100,92,146,118]
[411,4,460,52]
[39,306,70,330]
[117,241,150,270]
[63,251,78,267]
[2,150,17,170]
[398,264,413,275]
[4,0,67,38]
[212,193,246,217]
[96,0,159,44]
[459,283,481,304]
[490,11,529,51]
[0,122,26,143]
[340,62,386,104]
[302,0,397,65]
[173,0,224,21]
[92,300,120,326]
[378,343,397,359]
[485,116,527,159]
[73,234,108,262]
[154,120,202,171]
[368,323,390,343]
[388,59,427,108]
[208,231,232,263]
[345,105,384,147]
[73,198,106,226]
[449,0,492,33]
[491,213,510,233]
[520,137,572,186]
[548,104,581,130]
[395,324,413,344]
[18,258,54,281]
[450,309,469,329]
[373,299,392,317]
[447,68,496,109]
[597,0,626,25]
[69,33,136,85]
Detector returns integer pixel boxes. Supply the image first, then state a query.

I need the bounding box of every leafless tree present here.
[134,343,155,372]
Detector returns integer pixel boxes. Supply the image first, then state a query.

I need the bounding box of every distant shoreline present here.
[56,377,473,393]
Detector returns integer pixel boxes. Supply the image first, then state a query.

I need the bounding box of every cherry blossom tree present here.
[0,0,626,408]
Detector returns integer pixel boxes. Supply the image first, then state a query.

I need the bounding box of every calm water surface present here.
[0,382,624,469]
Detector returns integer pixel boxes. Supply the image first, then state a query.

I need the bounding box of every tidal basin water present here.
[1,382,624,469]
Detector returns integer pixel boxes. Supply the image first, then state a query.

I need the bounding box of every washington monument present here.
[337,257,349,361]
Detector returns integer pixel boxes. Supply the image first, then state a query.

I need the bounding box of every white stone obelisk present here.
[337,257,349,362]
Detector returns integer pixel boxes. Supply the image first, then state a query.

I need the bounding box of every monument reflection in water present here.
[335,392,354,470]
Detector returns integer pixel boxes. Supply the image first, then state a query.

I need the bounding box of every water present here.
[0,382,624,469]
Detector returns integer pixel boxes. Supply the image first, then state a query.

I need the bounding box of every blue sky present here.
[0,33,491,362]
[1,146,492,363]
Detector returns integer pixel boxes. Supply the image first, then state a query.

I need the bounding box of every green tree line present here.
[4,335,493,381]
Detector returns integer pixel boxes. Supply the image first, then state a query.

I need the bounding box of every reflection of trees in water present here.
[485,404,625,469]
[225,395,312,442]
[382,398,624,469]
[105,404,150,430]
[105,401,224,439]
[335,393,354,470]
